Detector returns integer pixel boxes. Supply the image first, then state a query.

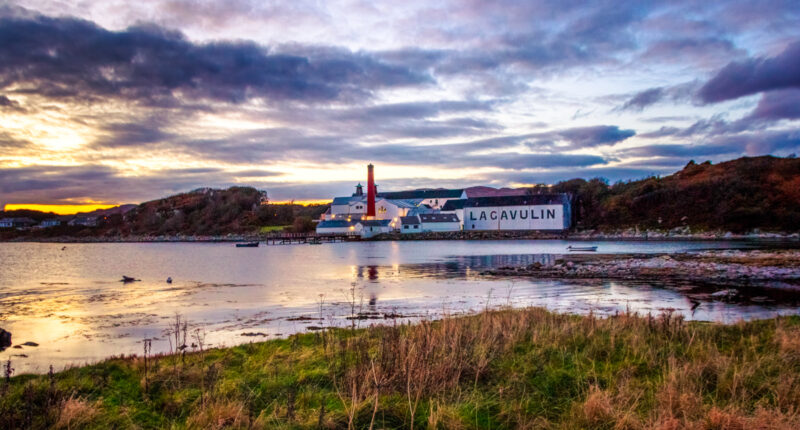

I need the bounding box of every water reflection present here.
[1,240,798,374]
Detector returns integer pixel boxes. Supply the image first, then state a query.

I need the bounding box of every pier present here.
[263,231,360,245]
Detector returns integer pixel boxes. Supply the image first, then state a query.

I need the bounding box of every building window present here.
[404,225,408,229]
[378,207,387,214]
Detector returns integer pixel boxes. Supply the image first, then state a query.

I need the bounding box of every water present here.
[1,240,798,374]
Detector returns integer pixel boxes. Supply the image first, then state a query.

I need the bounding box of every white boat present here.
[567,245,598,252]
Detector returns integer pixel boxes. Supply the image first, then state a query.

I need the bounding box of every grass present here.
[2,308,800,429]
[260,225,290,233]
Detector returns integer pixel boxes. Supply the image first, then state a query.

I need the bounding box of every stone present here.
[0,329,10,351]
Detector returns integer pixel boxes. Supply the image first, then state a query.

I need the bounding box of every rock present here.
[711,289,737,298]
[21,341,38,347]
[0,329,10,351]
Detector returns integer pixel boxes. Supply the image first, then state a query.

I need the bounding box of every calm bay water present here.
[1,239,798,374]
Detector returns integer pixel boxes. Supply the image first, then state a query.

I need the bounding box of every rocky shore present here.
[481,250,800,291]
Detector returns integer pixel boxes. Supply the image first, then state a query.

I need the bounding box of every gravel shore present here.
[481,250,800,291]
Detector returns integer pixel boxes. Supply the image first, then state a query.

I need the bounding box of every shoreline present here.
[3,230,800,243]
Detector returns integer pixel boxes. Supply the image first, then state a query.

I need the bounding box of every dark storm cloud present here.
[698,41,800,104]
[0,14,431,105]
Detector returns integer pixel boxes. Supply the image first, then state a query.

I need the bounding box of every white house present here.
[440,199,466,229]
[419,213,461,232]
[356,219,392,238]
[399,216,421,234]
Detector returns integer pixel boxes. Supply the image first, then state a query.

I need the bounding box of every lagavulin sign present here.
[464,204,565,230]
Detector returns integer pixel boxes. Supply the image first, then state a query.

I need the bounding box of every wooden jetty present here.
[263,232,360,245]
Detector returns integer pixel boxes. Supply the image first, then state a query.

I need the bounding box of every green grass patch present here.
[2,309,800,428]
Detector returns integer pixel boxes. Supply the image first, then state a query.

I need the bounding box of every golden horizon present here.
[3,203,119,215]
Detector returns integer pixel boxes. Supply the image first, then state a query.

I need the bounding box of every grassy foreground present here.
[2,309,800,429]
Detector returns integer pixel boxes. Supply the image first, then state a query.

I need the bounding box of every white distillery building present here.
[463,195,572,231]
[419,213,461,232]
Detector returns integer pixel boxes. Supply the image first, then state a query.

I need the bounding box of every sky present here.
[1,0,799,210]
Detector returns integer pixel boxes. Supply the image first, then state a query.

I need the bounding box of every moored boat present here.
[567,245,598,252]
[235,241,259,248]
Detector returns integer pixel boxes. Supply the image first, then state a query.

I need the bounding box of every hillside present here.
[0,187,329,239]
[540,156,800,232]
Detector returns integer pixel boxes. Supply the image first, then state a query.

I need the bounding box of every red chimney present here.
[367,164,376,217]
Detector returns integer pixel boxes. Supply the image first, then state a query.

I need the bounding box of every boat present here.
[120,275,140,283]
[567,245,598,252]
[235,242,259,248]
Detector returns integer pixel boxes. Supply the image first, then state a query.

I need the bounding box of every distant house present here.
[399,216,422,234]
[37,219,62,228]
[356,219,392,238]
[419,213,461,232]
[0,217,36,229]
[68,216,98,227]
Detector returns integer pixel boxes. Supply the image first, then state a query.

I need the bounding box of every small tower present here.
[354,183,363,196]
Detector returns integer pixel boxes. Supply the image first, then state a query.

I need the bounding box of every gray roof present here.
[317,220,357,228]
[378,189,463,200]
[463,194,570,207]
[384,199,422,209]
[419,213,460,223]
[441,199,466,210]
[332,196,363,205]
[358,219,392,227]
[399,216,420,225]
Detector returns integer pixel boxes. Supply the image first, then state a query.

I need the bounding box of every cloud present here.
[616,81,699,111]
[524,125,636,150]
[744,89,800,122]
[698,40,800,103]
[0,14,432,105]
[0,164,280,204]
[620,88,664,111]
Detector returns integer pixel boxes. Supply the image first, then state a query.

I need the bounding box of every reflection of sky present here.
[1,240,798,374]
